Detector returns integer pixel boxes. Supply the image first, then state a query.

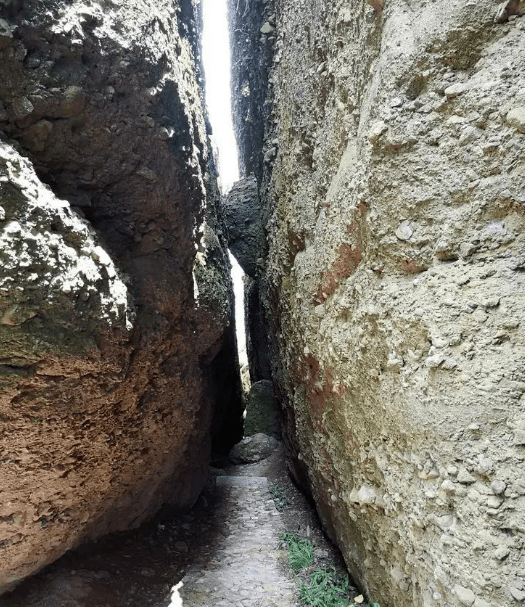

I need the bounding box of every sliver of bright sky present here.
[202,0,247,367]
[201,0,240,194]
[229,252,248,366]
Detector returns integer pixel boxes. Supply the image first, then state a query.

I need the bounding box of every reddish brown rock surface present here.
[0,0,242,594]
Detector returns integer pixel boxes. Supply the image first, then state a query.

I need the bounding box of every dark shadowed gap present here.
[201,0,249,373]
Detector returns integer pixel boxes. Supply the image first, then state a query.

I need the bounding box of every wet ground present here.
[1,443,356,607]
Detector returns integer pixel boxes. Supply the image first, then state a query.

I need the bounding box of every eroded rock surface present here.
[244,275,272,382]
[0,0,241,594]
[223,174,272,382]
[231,0,525,606]
[223,175,264,278]
[229,432,279,464]
[228,0,274,180]
[244,379,280,439]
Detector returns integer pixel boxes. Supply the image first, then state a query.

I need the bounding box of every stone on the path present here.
[229,433,279,464]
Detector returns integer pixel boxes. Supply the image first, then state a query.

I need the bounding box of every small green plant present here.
[280,532,314,570]
[271,484,292,511]
[299,567,381,607]
[300,567,350,607]
[279,532,380,607]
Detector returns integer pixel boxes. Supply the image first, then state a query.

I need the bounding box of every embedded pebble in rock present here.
[457,468,477,484]
[490,480,506,495]
[494,546,510,560]
[506,107,525,133]
[395,221,413,241]
[444,82,471,98]
[510,587,525,602]
[455,585,476,606]
[486,495,504,508]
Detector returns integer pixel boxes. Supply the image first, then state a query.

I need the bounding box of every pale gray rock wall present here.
[251,0,525,606]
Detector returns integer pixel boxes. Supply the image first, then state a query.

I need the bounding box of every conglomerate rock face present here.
[0,0,242,593]
[231,0,525,605]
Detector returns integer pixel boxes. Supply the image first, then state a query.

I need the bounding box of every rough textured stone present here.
[506,107,525,133]
[222,174,273,384]
[231,0,525,606]
[223,175,265,278]
[244,379,281,439]
[228,0,274,180]
[0,0,242,594]
[229,433,279,464]
[244,275,272,382]
[228,0,275,386]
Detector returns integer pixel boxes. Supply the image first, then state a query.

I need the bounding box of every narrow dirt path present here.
[2,443,351,607]
[178,474,298,606]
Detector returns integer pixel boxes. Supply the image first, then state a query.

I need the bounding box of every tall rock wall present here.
[228,0,276,384]
[228,0,274,180]
[0,0,242,593]
[231,0,525,606]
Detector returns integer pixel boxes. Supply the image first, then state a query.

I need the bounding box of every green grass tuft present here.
[300,567,351,607]
[280,532,314,570]
[271,484,293,511]
[279,532,381,607]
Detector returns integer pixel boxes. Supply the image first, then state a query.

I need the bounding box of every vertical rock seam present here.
[227,0,276,386]
[0,0,242,594]
[230,0,525,606]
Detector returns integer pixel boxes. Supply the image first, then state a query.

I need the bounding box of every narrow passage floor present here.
[3,444,350,607]
[178,474,297,606]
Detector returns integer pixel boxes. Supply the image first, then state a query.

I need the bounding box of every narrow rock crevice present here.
[3,0,525,606]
